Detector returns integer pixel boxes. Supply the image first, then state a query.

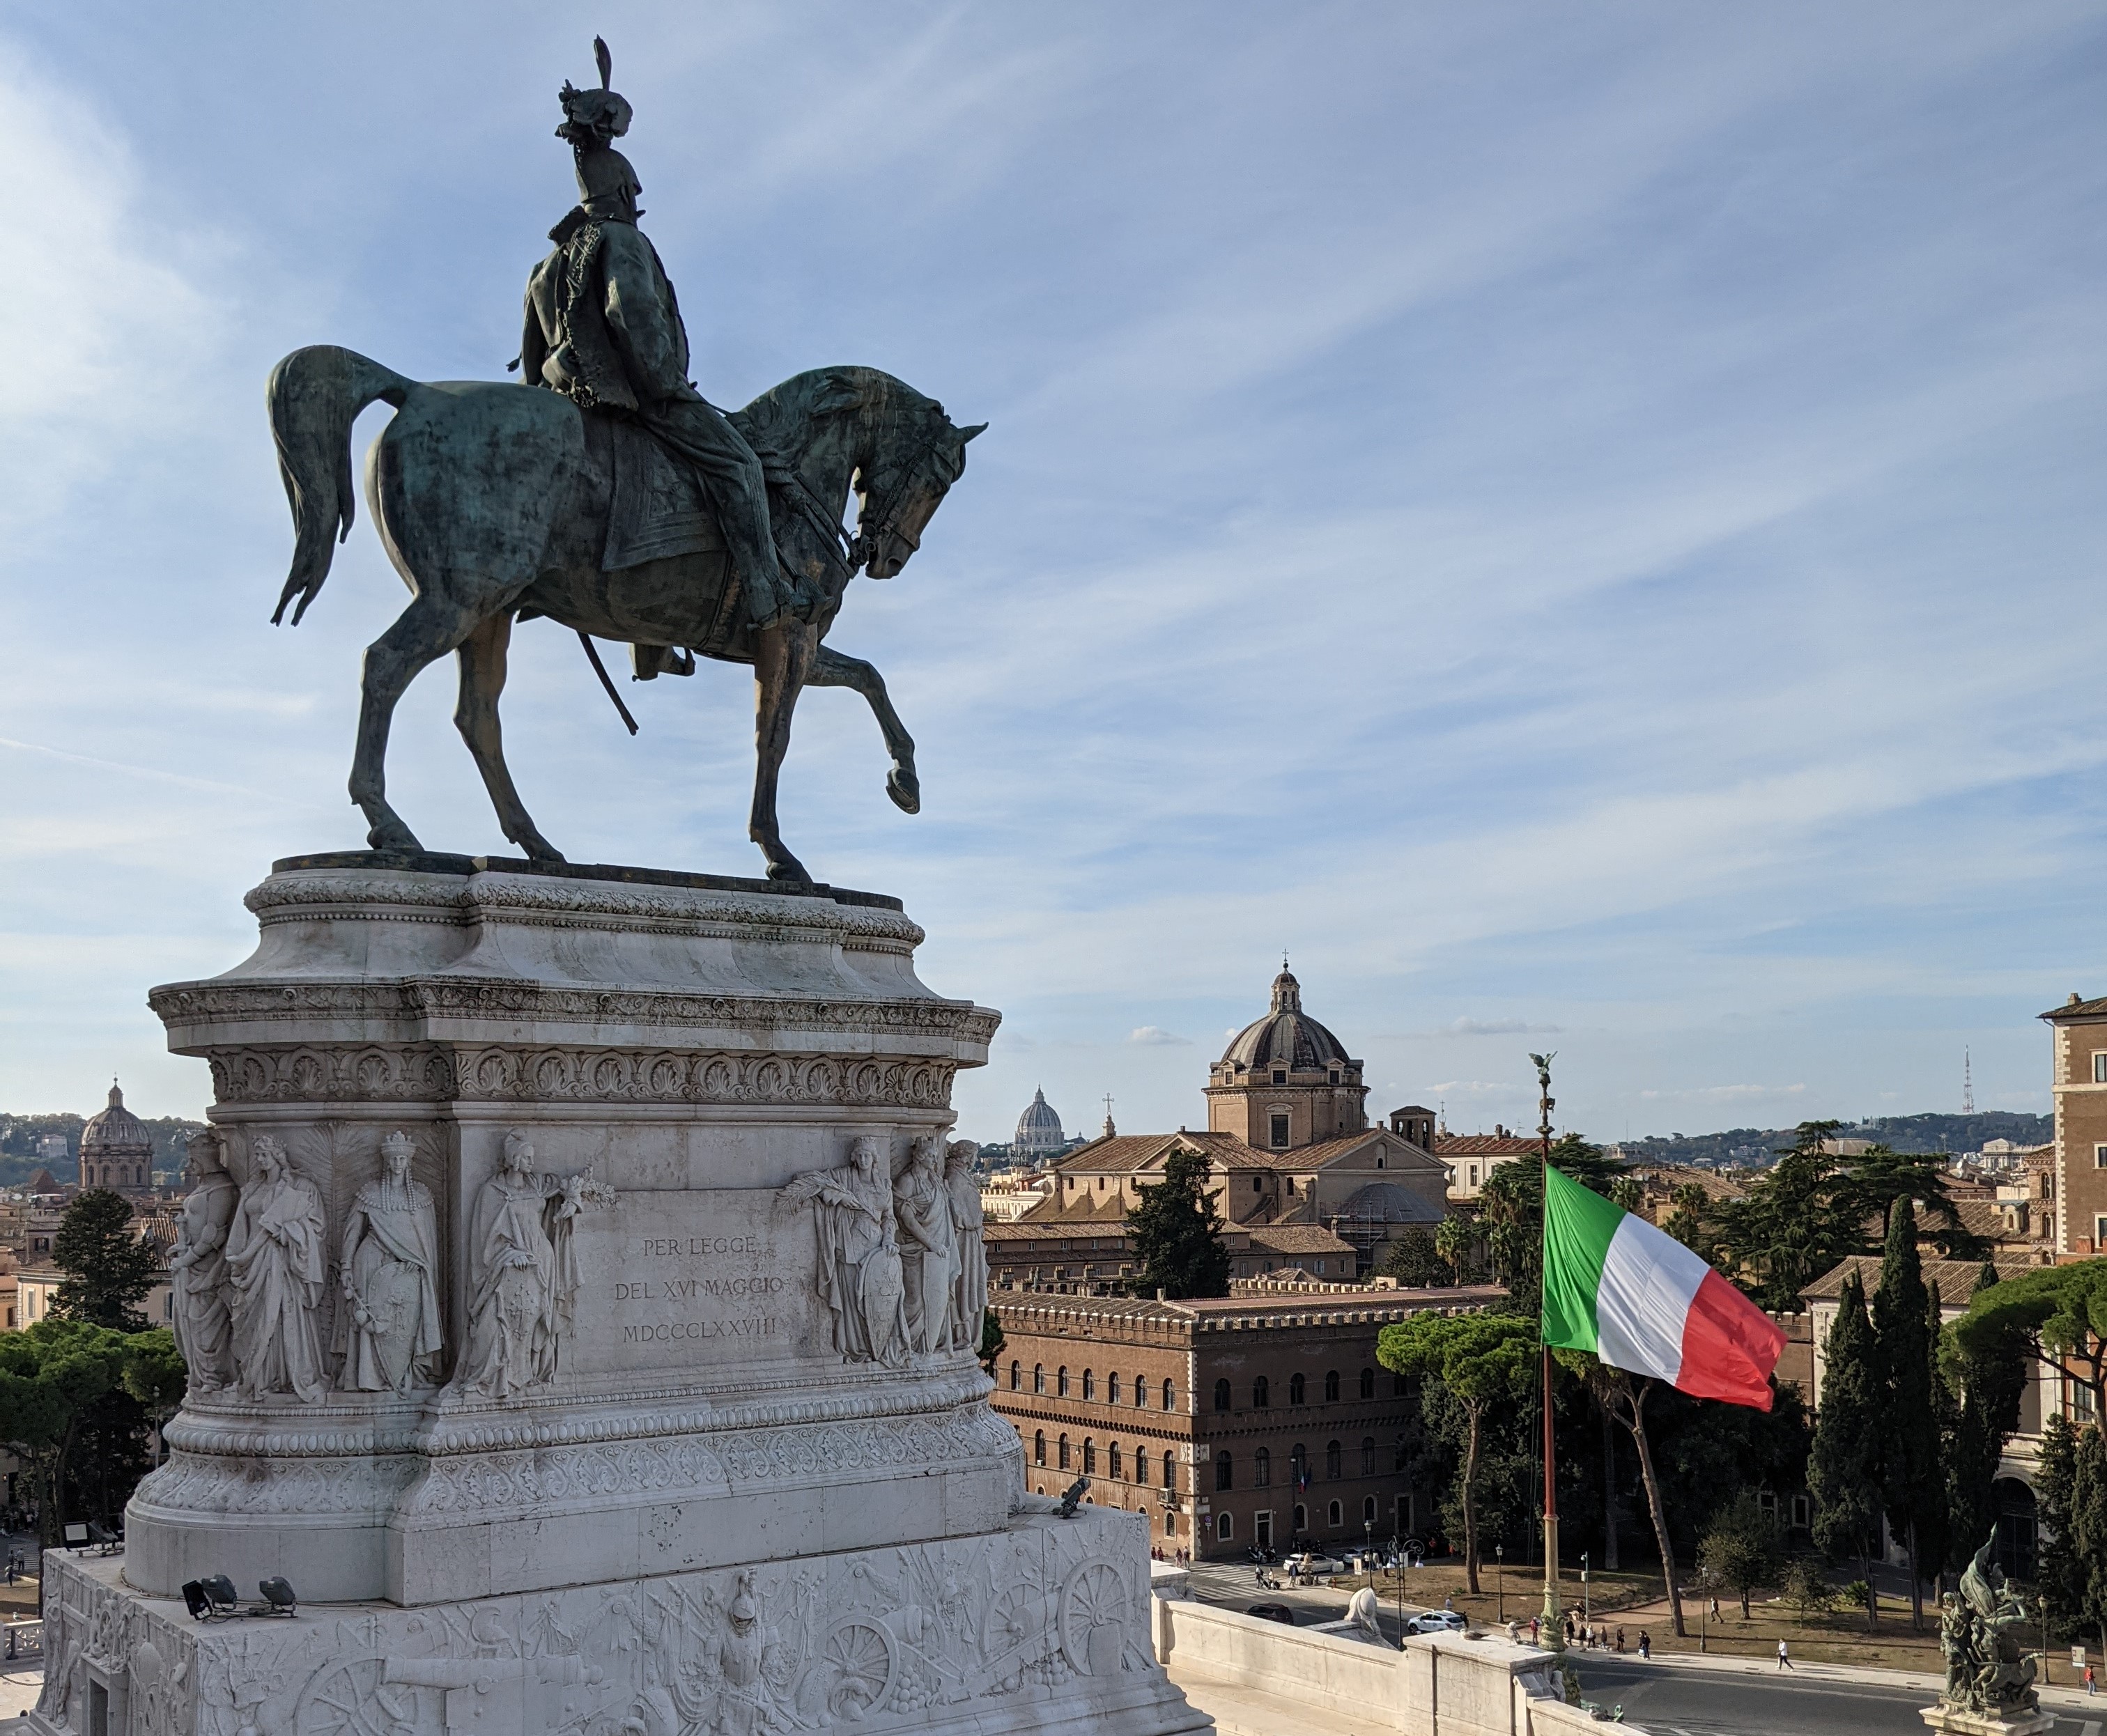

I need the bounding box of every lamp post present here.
[1581,1552,1591,1626]
[1532,1051,1562,1656]
[1497,1543,1506,1624]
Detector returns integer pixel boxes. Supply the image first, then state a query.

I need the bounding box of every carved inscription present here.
[603,1222,797,1352]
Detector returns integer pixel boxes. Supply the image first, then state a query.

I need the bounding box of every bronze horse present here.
[267,345,981,881]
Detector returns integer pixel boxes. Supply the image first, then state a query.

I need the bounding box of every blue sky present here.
[2,5,2104,1147]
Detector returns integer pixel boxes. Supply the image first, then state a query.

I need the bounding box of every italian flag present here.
[1541,1165,1785,1410]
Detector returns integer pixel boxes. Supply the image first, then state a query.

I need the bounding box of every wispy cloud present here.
[1127,1027,1189,1047]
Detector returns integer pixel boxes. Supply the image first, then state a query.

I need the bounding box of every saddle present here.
[592,410,727,573]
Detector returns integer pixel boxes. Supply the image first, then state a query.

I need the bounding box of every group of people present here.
[1525,1613,1649,1659]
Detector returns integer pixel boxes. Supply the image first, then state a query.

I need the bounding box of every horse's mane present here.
[734,366,935,451]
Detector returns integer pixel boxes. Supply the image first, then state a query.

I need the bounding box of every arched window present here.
[1325,1439,1342,1480]
[1290,1443,1308,1487]
[1217,1512,1233,1541]
[1393,1372,1407,1396]
[1327,1499,1343,1527]
[1162,1451,1176,1491]
[1253,1375,1271,1409]
[1083,1438,1096,1474]
[1034,1431,1046,1466]
[1058,1434,1071,1469]
[1082,1369,1095,1402]
[1135,1450,1149,1486]
[1109,1372,1122,1404]
[1255,1447,1272,1487]
[1058,1366,1070,1397]
[1363,1494,1377,1524]
[1394,1441,1409,1473]
[1359,1367,1375,1399]
[1109,1441,1123,1480]
[1359,1436,1377,1475]
[1161,1379,1175,1411]
[1292,1503,1308,1533]
[1033,1364,1045,1395]
[1215,1451,1233,1491]
[1324,1370,1341,1402]
[1213,1379,1231,1412]
[1010,1361,1021,1390]
[1289,1373,1306,1405]
[1165,1512,1178,1537]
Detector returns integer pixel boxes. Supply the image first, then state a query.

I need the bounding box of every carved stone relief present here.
[945,1140,987,1356]
[334,1133,445,1394]
[169,1130,238,1393]
[224,1136,329,1404]
[777,1138,910,1370]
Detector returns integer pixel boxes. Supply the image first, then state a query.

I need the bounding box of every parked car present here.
[1405,1609,1467,1635]
[1246,1604,1297,1625]
[1282,1553,1348,1577]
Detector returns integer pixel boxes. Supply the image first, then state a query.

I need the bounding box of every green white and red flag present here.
[1541,1163,1784,1410]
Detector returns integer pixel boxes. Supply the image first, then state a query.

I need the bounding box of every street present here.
[1178,1562,2107,1736]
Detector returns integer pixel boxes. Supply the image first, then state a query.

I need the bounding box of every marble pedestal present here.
[33,855,1206,1736]
[1918,1705,2054,1736]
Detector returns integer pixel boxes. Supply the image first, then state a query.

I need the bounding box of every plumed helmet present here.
[558,38,642,216]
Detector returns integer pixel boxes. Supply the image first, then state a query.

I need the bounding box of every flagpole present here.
[1534,1053,1562,1654]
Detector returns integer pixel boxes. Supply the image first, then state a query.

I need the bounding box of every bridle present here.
[849,423,959,573]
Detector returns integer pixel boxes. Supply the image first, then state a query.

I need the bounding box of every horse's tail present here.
[266,346,412,626]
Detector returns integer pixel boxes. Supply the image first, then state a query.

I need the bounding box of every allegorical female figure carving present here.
[893,1135,956,1356]
[943,1140,987,1354]
[335,1131,445,1393]
[167,1129,238,1391]
[458,1132,613,1400]
[224,1136,328,1403]
[778,1136,909,1368]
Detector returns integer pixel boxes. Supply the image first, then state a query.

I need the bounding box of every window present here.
[1396,1494,1412,1530]
[1253,1376,1270,1408]
[1290,1443,1308,1487]
[1010,1361,1020,1391]
[1034,1431,1046,1466]
[1214,1379,1231,1412]
[1273,1070,1287,1085]
[1109,1441,1123,1480]
[1216,1451,1233,1491]
[1290,1373,1306,1405]
[1359,1367,1375,1399]
[2096,1145,2107,1169]
[1324,1370,1341,1402]
[1293,1503,1308,1533]
[1256,1510,1274,1548]
[1083,1439,1096,1474]
[1058,1434,1071,1469]
[1109,1372,1122,1404]
[1163,1451,1176,1490]
[1136,1377,1148,1409]
[1058,1366,1070,1397]
[1329,1069,1340,1085]
[1791,1494,1811,1529]
[1326,1440,1342,1480]
[1327,1499,1343,1527]
[1033,1364,1045,1395]
[1394,1441,1409,1473]
[1361,1437,1376,1475]
[1393,1372,1407,1396]
[1468,1164,1479,1188]
[1255,1447,1272,1486]
[1165,1512,1178,1537]
[2094,1052,2107,1083]
[1270,1113,1290,1149]
[1162,1379,1175,1411]
[1136,1450,1149,1486]
[1082,1370,1095,1402]
[2097,1214,2107,1250]
[1217,1512,1234,1541]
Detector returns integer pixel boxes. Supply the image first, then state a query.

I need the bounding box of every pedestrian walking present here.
[1709,1597,1721,1621]
[1530,1615,1541,1645]
[2083,1662,2095,1696]
[1615,1627,1626,1653]
[1777,1640,1793,1671]
[1638,1631,1651,1660]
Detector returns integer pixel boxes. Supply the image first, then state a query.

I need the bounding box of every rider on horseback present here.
[517,42,810,633]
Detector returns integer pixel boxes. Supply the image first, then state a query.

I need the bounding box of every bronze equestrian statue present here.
[267,42,982,883]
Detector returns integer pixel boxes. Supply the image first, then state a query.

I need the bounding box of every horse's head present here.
[854,397,985,580]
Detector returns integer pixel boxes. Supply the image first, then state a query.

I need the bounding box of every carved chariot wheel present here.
[978,1581,1044,1664]
[297,1658,433,1736]
[1058,1560,1131,1677]
[812,1616,898,1721]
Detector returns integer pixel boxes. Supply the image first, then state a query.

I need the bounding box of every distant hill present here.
[1611,1110,2051,1170]
[0,1113,209,1189]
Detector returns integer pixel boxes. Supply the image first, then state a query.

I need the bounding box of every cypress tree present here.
[1810,1269,1883,1629]
[1870,1197,1942,1629]
[1943,1261,2027,1574]
[1125,1149,1230,1300]
[52,1189,161,1331]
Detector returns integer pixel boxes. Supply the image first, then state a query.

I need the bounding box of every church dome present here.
[1220,966,1353,1074]
[1014,1088,1067,1156]
[82,1082,153,1158]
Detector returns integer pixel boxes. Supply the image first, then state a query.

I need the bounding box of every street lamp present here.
[1497,1543,1505,1624]
[1580,1552,1591,1626]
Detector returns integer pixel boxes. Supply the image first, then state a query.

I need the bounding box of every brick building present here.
[989,1285,1504,1559]
[2039,992,2107,1256]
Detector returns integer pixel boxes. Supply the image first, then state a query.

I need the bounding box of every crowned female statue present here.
[224,1136,328,1403]
[335,1131,445,1393]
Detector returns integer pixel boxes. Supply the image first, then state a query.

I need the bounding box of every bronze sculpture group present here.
[1938,1538,2041,1721]
[268,41,982,882]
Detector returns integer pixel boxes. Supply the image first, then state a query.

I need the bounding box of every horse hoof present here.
[366,820,424,855]
[764,854,814,885]
[519,836,568,865]
[887,767,921,815]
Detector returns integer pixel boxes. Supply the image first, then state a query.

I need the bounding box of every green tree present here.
[1940,1262,2028,1574]
[1713,1123,1851,1311]
[975,1309,1006,1380]
[2036,1416,2107,1658]
[1433,1214,1476,1285]
[52,1189,162,1329]
[1561,1360,1690,1636]
[1377,1312,1536,1592]
[1871,1198,1943,1630]
[1664,1184,1715,1260]
[1124,1149,1229,1300]
[1783,1556,1838,1619]
[1950,1257,2107,1417]
[1697,1493,1782,1618]
[1809,1269,1884,1629]
[1828,1145,1988,1262]
[1476,1135,1628,1312]
[1378,1225,1449,1287]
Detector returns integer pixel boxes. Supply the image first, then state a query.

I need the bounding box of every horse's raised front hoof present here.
[365,816,424,855]
[887,764,921,815]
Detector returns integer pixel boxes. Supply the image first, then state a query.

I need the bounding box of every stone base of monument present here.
[26,858,1206,1736]
[1917,1706,2055,1736]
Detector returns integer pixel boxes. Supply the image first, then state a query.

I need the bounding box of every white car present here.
[1282,1553,1349,1577]
[1405,1609,1467,1635]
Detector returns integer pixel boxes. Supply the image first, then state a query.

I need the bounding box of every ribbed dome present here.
[81,1082,152,1158]
[1340,1181,1440,1225]
[1014,1088,1067,1154]
[1220,967,1352,1072]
